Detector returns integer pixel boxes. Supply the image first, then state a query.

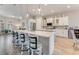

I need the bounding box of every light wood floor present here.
[54,36,79,55]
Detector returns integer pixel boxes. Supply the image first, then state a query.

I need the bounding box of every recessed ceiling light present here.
[38,8,41,11]
[26,14,29,17]
[67,5,71,8]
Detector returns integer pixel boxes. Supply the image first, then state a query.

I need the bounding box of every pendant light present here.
[38,4,41,14]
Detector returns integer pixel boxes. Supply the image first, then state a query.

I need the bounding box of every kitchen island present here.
[17,30,55,55]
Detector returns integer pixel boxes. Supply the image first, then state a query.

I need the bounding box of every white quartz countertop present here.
[17,30,53,37]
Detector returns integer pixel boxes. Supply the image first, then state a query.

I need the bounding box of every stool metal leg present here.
[21,44,23,55]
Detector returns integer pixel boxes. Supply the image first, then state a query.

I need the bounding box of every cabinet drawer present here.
[55,29,68,37]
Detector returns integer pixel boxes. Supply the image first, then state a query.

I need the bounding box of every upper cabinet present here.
[28,19,36,31]
[36,17,43,30]
[43,18,47,26]
[47,18,53,23]
[43,16,69,27]
[58,16,69,26]
[54,18,59,26]
[63,16,69,25]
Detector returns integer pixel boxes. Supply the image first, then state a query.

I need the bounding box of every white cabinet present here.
[47,18,53,23]
[55,29,68,37]
[28,19,36,31]
[63,16,69,25]
[42,16,69,27]
[54,18,59,26]
[58,16,69,25]
[36,17,43,30]
[53,16,69,26]
[59,17,64,25]
[58,17,65,25]
[43,19,47,26]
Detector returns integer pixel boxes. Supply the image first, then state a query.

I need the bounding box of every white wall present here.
[65,11,79,27]
[53,10,79,28]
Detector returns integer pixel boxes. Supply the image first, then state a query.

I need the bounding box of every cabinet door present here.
[59,17,69,25]
[43,19,47,26]
[63,16,69,25]
[63,30,68,37]
[55,29,68,37]
[54,18,59,26]
[47,18,53,23]
[36,18,42,30]
[59,18,63,25]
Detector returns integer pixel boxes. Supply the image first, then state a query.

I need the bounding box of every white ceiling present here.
[0,4,79,18]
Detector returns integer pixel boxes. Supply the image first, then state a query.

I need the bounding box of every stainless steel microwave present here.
[47,23,52,26]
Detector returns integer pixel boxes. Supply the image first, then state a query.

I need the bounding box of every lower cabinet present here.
[39,37,49,55]
[55,29,68,38]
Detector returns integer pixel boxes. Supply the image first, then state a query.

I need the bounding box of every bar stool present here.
[12,31,15,43]
[70,29,79,50]
[12,31,17,47]
[20,33,29,55]
[12,31,22,54]
[15,32,19,45]
[12,31,17,44]
[13,32,21,48]
[29,35,42,55]
[12,31,15,37]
